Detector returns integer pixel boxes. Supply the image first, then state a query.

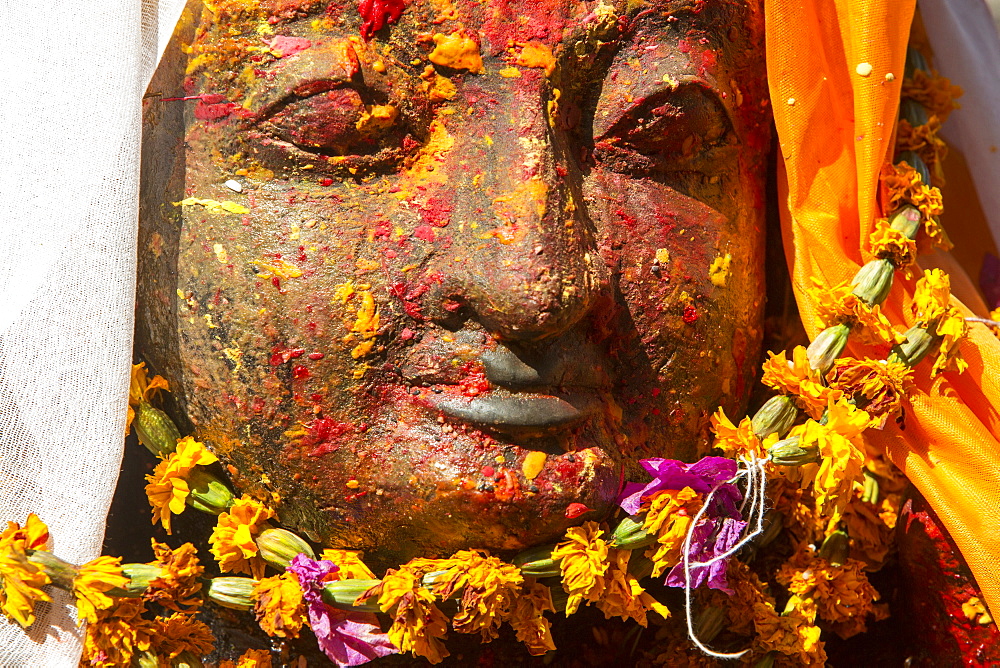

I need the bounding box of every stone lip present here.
[429,391,593,430]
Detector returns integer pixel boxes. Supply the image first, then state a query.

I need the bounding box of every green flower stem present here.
[609,515,655,551]
[322,579,383,613]
[513,543,562,578]
[185,467,235,515]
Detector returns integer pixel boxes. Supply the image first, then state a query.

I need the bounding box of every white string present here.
[682,453,770,660]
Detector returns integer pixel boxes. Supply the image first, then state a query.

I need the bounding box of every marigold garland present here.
[641,488,702,578]
[901,69,962,121]
[128,361,169,432]
[806,281,905,346]
[868,218,917,274]
[896,116,949,186]
[913,268,969,374]
[150,612,217,661]
[253,571,306,638]
[760,346,838,419]
[827,357,912,426]
[551,521,610,615]
[81,598,154,668]
[145,540,205,612]
[72,555,130,624]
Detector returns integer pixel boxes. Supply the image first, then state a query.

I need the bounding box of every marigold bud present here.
[767,436,820,466]
[851,259,895,306]
[862,470,880,504]
[256,527,315,570]
[893,324,939,367]
[322,579,383,613]
[889,205,922,239]
[134,403,181,457]
[206,576,256,610]
[819,529,851,566]
[119,563,164,596]
[751,395,799,439]
[512,543,561,578]
[609,515,656,550]
[897,150,931,185]
[806,324,850,373]
[185,468,234,515]
[900,97,929,127]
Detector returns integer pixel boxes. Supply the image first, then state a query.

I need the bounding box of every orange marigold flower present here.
[320,548,377,580]
[253,571,306,638]
[209,495,275,579]
[642,488,702,578]
[827,357,912,427]
[752,601,826,666]
[145,436,219,534]
[0,513,49,553]
[150,612,216,661]
[913,269,969,375]
[145,541,204,612]
[508,580,556,656]
[807,281,905,347]
[901,69,962,122]
[777,546,880,639]
[896,116,948,186]
[711,408,768,458]
[81,598,153,668]
[371,567,450,664]
[834,492,896,569]
[790,400,871,515]
[760,346,838,419]
[128,361,170,432]
[868,218,917,274]
[881,162,950,252]
[551,521,610,615]
[595,548,670,626]
[73,555,130,624]
[219,648,274,668]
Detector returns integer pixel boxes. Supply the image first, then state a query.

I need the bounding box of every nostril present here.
[481,346,543,387]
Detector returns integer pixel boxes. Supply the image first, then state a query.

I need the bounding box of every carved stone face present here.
[138,0,769,566]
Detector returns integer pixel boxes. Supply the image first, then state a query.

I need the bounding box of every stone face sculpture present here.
[137,0,770,567]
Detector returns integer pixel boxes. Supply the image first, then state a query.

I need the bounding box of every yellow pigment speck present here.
[499,66,522,78]
[334,281,356,304]
[709,253,732,287]
[522,451,547,480]
[253,258,303,279]
[655,248,671,264]
[429,31,483,73]
[514,42,556,75]
[349,291,379,359]
[174,198,249,215]
[213,243,228,264]
[346,480,360,489]
[495,455,506,464]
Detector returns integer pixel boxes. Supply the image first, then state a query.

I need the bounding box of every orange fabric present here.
[766,0,1000,615]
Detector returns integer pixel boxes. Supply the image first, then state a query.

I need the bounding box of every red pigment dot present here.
[308,352,325,360]
[319,178,333,186]
[481,465,495,478]
[682,305,699,323]
[292,365,310,380]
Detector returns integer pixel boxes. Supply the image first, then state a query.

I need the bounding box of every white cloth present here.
[921,0,1000,246]
[0,0,184,665]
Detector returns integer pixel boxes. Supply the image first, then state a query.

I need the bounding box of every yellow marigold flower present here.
[834,493,895,568]
[766,477,822,546]
[374,567,450,664]
[913,269,969,375]
[219,648,274,668]
[551,521,610,615]
[150,612,216,661]
[81,598,153,668]
[0,542,51,629]
[508,580,556,656]
[145,541,204,612]
[760,346,838,419]
[0,513,49,553]
[73,555,130,624]
[320,548,377,580]
[711,408,767,458]
[209,495,275,579]
[868,218,917,273]
[253,571,306,638]
[596,548,669,626]
[896,116,948,186]
[807,281,905,346]
[827,357,912,426]
[901,69,962,122]
[753,601,826,666]
[145,436,219,534]
[641,488,702,578]
[128,361,170,432]
[777,546,880,639]
[792,400,870,515]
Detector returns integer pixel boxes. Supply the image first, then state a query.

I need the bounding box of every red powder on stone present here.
[292,365,310,379]
[413,224,435,242]
[358,0,405,40]
[682,305,699,323]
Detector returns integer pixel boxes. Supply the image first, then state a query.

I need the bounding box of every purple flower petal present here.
[289,554,398,666]
[664,516,747,594]
[617,456,741,516]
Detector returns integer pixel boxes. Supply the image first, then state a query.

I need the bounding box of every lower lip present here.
[426,391,593,430]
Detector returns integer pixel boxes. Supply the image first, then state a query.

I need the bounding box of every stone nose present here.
[421,76,606,342]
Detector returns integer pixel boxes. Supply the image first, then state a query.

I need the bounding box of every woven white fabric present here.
[0,0,184,665]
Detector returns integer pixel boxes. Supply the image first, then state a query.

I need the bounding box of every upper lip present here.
[428,390,596,431]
